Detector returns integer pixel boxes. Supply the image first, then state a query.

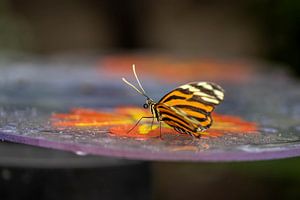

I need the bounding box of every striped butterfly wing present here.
[157,82,224,136]
[155,103,201,136]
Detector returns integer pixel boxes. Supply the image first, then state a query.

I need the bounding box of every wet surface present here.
[0,55,299,161]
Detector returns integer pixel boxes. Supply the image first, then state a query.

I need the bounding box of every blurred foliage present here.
[0,0,299,75]
[0,0,33,52]
[201,157,300,179]
[250,0,300,75]
[153,157,300,200]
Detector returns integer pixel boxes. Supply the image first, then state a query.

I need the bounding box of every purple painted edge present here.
[1,132,300,162]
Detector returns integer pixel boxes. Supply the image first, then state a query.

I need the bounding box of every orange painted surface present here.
[99,54,256,83]
[52,107,258,139]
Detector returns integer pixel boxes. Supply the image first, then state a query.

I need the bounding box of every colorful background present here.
[0,1,300,200]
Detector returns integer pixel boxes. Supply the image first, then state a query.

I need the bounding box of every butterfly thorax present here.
[145,98,160,122]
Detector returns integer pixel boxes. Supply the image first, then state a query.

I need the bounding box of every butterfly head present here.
[143,98,156,109]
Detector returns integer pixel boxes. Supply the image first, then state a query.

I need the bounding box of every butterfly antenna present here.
[122,64,150,99]
[122,77,145,96]
[132,64,146,94]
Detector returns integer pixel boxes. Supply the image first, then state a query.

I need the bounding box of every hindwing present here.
[157,82,224,132]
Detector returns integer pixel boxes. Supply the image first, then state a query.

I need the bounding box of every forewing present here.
[159,82,224,109]
[189,82,224,104]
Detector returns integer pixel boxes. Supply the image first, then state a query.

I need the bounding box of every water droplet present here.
[75,151,87,156]
[261,127,278,133]
[61,134,73,139]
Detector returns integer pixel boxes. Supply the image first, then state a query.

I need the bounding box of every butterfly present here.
[122,64,225,138]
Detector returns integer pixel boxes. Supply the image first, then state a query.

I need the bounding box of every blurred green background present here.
[152,158,300,200]
[0,0,300,200]
[0,0,299,74]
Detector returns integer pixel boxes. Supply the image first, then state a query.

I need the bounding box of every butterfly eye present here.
[143,104,149,109]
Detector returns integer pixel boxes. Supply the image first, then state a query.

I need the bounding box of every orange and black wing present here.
[157,82,224,134]
[155,103,200,136]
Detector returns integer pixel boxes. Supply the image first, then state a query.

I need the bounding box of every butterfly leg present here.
[159,121,168,140]
[159,121,163,139]
[150,117,155,130]
[191,133,196,140]
[127,116,155,133]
